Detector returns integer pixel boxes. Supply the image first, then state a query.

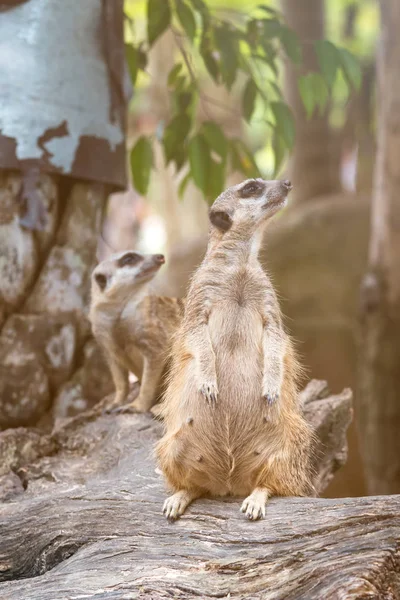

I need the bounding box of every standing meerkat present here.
[89,251,184,413]
[156,178,314,520]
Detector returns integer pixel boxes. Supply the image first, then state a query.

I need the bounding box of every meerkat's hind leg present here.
[162,489,201,521]
[111,359,164,414]
[240,487,269,520]
[103,360,129,413]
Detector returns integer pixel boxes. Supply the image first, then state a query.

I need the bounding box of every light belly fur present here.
[189,305,265,493]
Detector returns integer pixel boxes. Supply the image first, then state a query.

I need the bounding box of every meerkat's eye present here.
[240,180,264,199]
[95,273,107,291]
[117,252,142,268]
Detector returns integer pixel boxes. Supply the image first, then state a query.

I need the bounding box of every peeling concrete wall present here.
[0,0,126,188]
[0,0,126,428]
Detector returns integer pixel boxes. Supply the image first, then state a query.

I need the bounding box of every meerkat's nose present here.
[154,254,165,264]
[283,179,292,190]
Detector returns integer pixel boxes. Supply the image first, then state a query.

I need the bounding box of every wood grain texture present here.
[0,381,399,599]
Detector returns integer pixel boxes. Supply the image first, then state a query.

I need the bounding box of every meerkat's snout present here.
[261,179,293,212]
[137,253,165,281]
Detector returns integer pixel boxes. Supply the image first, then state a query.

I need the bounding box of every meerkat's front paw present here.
[240,488,268,520]
[199,381,219,404]
[262,382,280,406]
[162,490,194,520]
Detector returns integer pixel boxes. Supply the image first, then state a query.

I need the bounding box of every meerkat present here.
[156,178,314,521]
[89,251,184,413]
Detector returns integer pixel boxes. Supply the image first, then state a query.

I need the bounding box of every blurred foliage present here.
[125,0,363,202]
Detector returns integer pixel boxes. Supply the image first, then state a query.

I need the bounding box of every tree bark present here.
[0,382,399,599]
[281,0,341,204]
[5,380,400,600]
[358,0,400,495]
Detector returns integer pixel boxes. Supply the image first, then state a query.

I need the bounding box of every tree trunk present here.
[6,380,399,600]
[358,0,400,494]
[0,381,399,599]
[281,0,341,204]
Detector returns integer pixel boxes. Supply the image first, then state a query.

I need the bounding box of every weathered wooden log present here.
[0,380,398,598]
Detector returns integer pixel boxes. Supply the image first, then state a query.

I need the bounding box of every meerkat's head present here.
[90,251,165,306]
[208,178,292,237]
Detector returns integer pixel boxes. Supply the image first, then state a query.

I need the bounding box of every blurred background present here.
[2,0,399,501]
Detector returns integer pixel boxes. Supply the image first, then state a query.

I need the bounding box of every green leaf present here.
[298,73,329,118]
[279,26,302,65]
[130,137,153,195]
[271,101,295,149]
[188,0,208,13]
[214,26,239,89]
[125,45,138,86]
[173,74,187,92]
[259,40,278,75]
[207,158,225,204]
[315,40,339,88]
[168,63,183,85]
[201,50,220,83]
[272,132,286,177]
[230,139,261,179]
[262,19,281,39]
[257,4,279,16]
[201,122,228,160]
[137,45,148,70]
[298,74,315,118]
[189,134,211,195]
[163,114,191,165]
[311,73,329,113]
[338,48,362,91]
[247,19,261,48]
[270,80,283,99]
[178,172,191,199]
[176,0,196,41]
[147,0,171,46]
[176,91,193,112]
[242,78,258,122]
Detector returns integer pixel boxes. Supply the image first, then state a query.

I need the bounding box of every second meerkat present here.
[89,251,184,413]
[156,178,314,520]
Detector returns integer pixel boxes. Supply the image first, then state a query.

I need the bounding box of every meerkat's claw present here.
[102,402,120,415]
[108,403,140,415]
[241,488,268,520]
[200,382,219,404]
[263,391,279,405]
[162,491,193,520]
[240,497,266,520]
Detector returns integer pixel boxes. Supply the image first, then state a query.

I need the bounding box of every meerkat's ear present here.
[209,209,233,232]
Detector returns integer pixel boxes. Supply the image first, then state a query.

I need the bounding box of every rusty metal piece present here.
[0,0,127,190]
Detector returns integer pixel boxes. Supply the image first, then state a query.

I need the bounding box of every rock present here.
[0,363,50,429]
[0,314,76,390]
[52,338,113,419]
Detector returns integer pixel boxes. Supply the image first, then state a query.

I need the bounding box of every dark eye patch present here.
[95,273,107,291]
[239,180,265,199]
[117,252,142,268]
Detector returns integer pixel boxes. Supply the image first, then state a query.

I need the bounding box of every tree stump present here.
[0,380,398,599]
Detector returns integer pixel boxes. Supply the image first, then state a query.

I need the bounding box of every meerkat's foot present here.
[102,399,123,414]
[107,398,151,415]
[199,381,219,404]
[240,488,269,520]
[162,490,198,520]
